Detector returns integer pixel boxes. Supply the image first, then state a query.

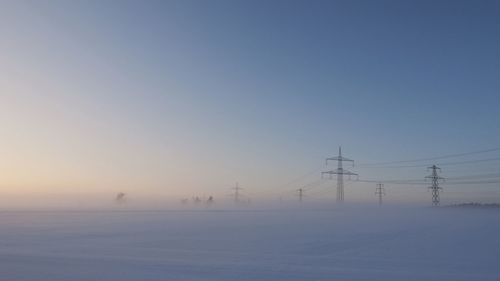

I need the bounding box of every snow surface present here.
[0,206,499,281]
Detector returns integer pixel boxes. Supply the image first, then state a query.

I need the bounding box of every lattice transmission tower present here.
[425,165,444,206]
[297,188,304,202]
[231,182,243,203]
[375,183,385,205]
[322,147,358,202]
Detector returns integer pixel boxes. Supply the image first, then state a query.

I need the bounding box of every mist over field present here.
[0,206,499,281]
[2,0,500,280]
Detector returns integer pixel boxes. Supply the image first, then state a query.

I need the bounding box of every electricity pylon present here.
[322,147,358,202]
[375,183,385,205]
[231,182,243,203]
[425,165,444,206]
[297,188,304,202]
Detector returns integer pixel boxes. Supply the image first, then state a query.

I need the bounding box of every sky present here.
[1,0,500,206]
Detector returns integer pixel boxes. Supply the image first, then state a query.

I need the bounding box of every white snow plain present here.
[0,205,499,281]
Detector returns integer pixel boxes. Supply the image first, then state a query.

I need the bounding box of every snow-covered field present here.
[0,206,499,281]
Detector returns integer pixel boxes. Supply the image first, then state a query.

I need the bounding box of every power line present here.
[351,171,500,183]
[352,179,426,184]
[274,167,323,190]
[353,178,500,186]
[303,179,328,191]
[306,185,334,198]
[358,156,500,169]
[358,146,500,167]
[229,147,500,203]
[267,177,329,201]
[445,172,500,180]
[264,178,327,200]
[262,166,325,199]
[443,180,500,185]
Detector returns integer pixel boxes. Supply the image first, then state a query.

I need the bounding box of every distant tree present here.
[115,192,126,204]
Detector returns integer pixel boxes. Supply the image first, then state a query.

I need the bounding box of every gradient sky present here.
[1,0,500,205]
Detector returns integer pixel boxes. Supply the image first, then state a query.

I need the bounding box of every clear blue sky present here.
[1,0,500,204]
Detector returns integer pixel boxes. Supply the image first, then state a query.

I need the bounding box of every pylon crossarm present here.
[326,156,353,162]
[321,171,334,179]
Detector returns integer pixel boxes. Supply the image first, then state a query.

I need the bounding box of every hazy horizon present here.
[2,0,500,207]
[1,2,500,280]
